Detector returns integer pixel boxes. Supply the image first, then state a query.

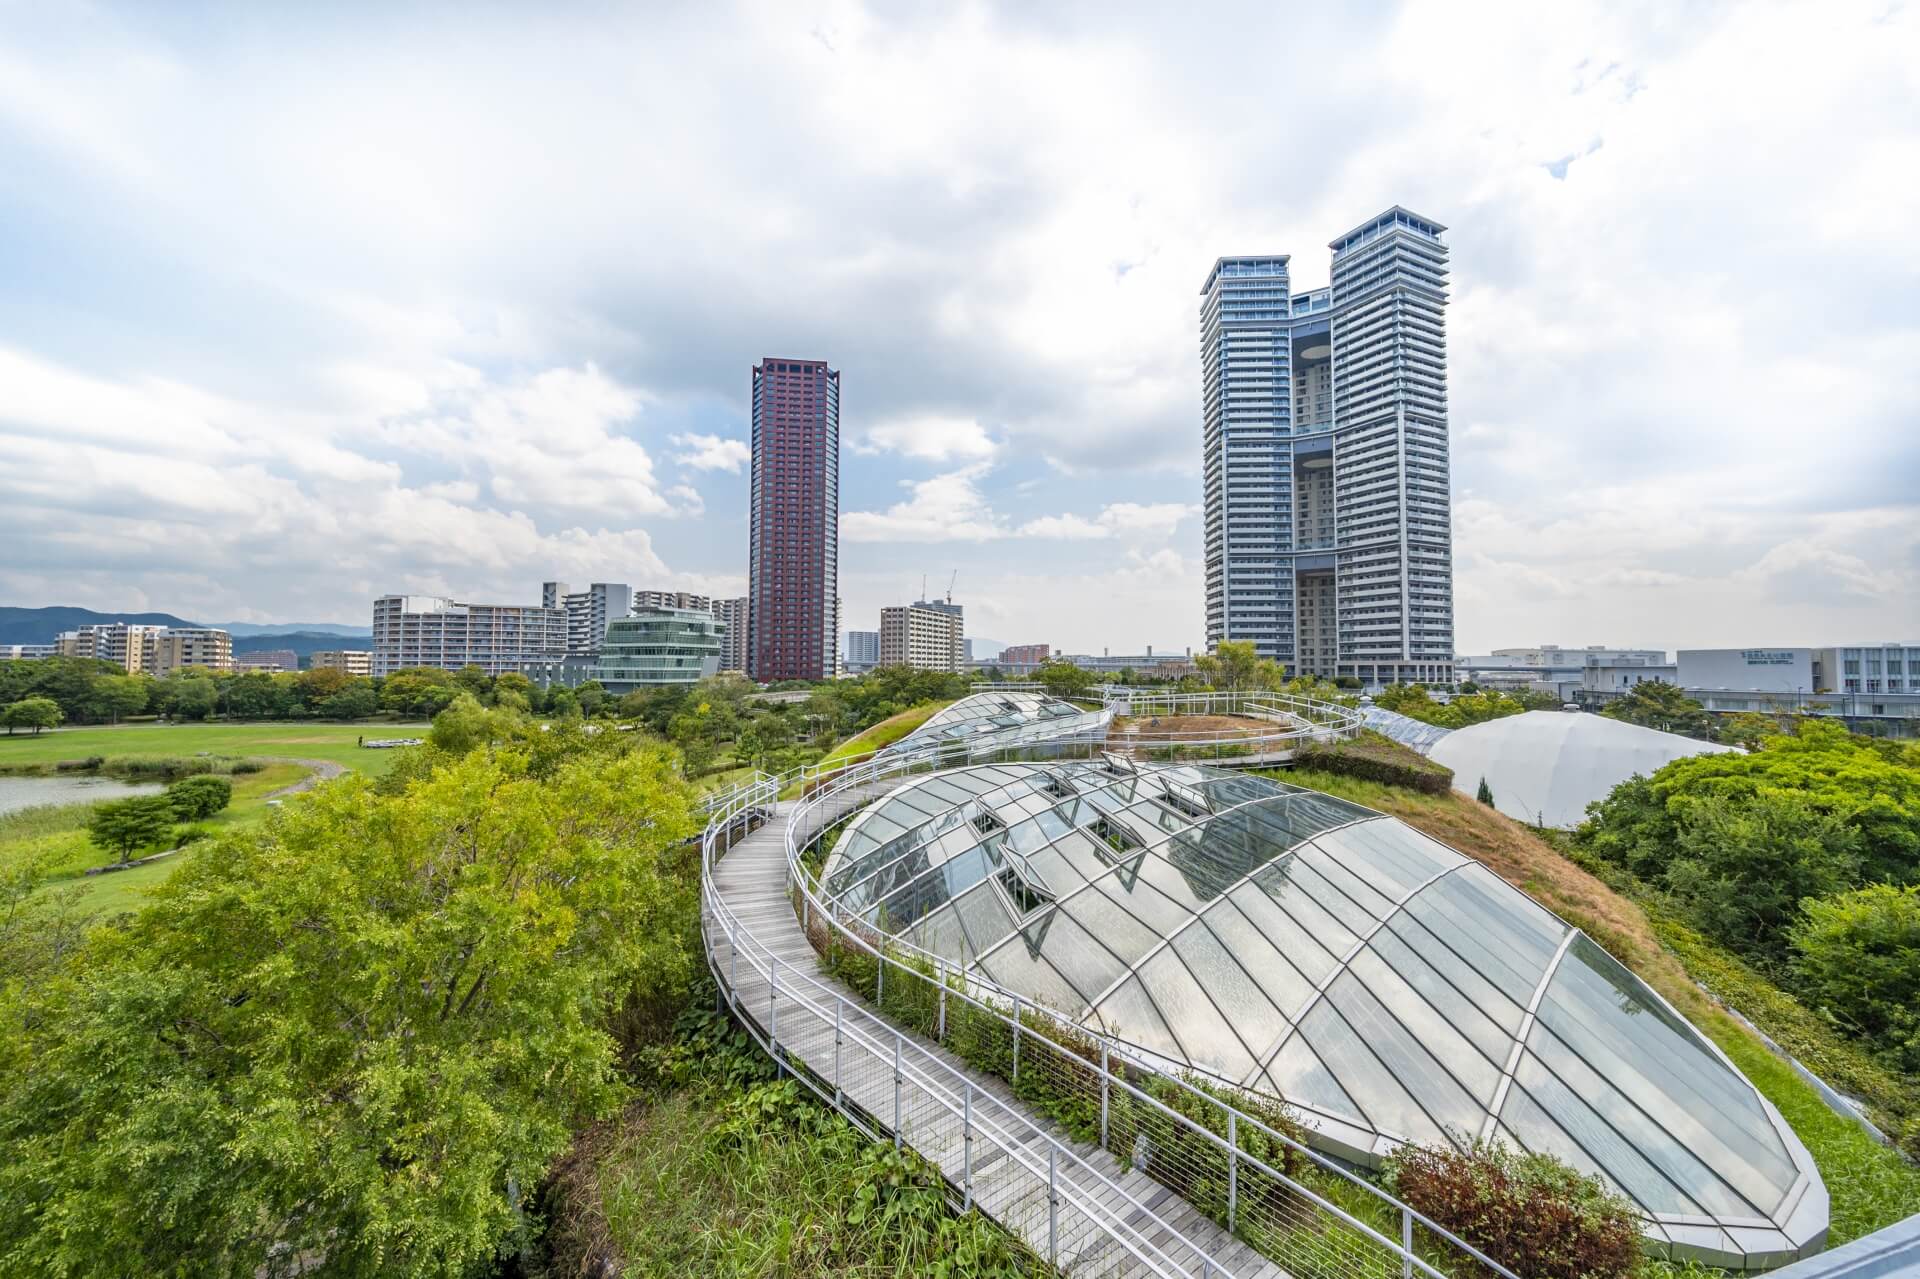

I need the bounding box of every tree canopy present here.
[0,738,700,1277]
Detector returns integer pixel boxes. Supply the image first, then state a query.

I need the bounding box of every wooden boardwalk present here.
[705,797,1288,1279]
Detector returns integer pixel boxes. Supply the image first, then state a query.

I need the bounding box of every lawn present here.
[1276,764,1920,1248]
[817,701,949,766]
[4,762,310,914]
[0,721,428,774]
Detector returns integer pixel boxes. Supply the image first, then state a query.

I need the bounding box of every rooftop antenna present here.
[921,573,927,603]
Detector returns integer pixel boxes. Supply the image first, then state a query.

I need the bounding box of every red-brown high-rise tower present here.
[747,357,839,681]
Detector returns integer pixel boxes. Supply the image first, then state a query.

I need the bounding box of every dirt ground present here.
[1110,714,1276,741]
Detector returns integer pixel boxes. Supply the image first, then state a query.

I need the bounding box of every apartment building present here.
[371,592,568,677]
[879,601,964,674]
[844,629,880,674]
[55,623,233,675]
[540,582,635,655]
[1201,207,1453,686]
[713,597,749,674]
[310,650,373,676]
[748,357,840,680]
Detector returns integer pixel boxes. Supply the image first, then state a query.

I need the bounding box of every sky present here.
[0,1,1916,654]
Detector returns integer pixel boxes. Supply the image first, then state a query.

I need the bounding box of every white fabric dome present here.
[1430,711,1733,828]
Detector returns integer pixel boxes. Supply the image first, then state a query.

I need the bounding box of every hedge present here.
[1293,733,1453,795]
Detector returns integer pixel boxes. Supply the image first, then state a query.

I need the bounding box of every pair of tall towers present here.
[1200,208,1454,685]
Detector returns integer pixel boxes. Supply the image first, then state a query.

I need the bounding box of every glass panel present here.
[1382,910,1528,1029]
[1263,1034,1368,1127]
[907,900,975,966]
[1498,1081,1706,1217]
[1232,871,1345,985]
[1083,862,1197,935]
[1171,920,1290,1062]
[1325,971,1486,1139]
[1291,842,1397,922]
[1092,976,1184,1061]
[1045,914,1135,1007]
[1365,927,1515,1060]
[1537,937,1798,1200]
[1314,820,1463,900]
[1203,895,1318,1017]
[1345,947,1502,1102]
[1134,948,1260,1080]
[1057,890,1162,970]
[952,880,1016,957]
[977,935,1086,1016]
[1527,1026,1764,1218]
[1508,1055,1712,1217]
[1257,858,1369,944]
[1400,867,1563,1004]
[1298,998,1447,1144]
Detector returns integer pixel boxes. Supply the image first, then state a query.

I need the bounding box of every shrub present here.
[1295,733,1453,795]
[85,794,178,864]
[1791,884,1920,1072]
[55,756,106,772]
[165,774,233,820]
[230,760,265,775]
[1382,1140,1640,1279]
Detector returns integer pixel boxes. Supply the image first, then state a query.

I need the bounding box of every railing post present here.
[877,950,884,1004]
[1011,993,1021,1084]
[937,957,947,1040]
[963,1082,974,1211]
[769,957,780,1075]
[1227,1110,1238,1233]
[833,999,843,1108]
[1402,1206,1414,1279]
[892,1033,903,1151]
[1100,1040,1110,1150]
[1047,1144,1059,1266]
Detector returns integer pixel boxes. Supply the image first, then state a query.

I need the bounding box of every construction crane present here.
[946,570,957,604]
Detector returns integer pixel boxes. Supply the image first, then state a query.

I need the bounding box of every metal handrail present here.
[776,732,1523,1279]
[695,685,1362,818]
[699,778,1235,1275]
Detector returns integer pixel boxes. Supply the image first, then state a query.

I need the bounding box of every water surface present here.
[0,775,165,816]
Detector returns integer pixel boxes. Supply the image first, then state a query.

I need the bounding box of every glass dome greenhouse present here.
[882,690,1113,757]
[818,758,1826,1267]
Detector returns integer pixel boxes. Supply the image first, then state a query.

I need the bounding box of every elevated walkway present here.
[705,795,1284,1277]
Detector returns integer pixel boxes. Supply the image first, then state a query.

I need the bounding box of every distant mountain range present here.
[213,621,370,638]
[1,606,371,654]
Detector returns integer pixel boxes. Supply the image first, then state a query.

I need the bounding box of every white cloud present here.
[1019,502,1194,540]
[672,432,751,472]
[841,465,1007,543]
[861,415,998,462]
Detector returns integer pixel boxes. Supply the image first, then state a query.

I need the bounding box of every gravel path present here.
[263,757,349,799]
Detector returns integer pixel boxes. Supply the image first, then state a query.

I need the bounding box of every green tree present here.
[0,743,699,1277]
[1791,884,1920,1070]
[379,667,460,718]
[427,693,526,754]
[1721,711,1785,751]
[1,695,64,736]
[319,684,379,721]
[165,775,233,821]
[86,795,178,864]
[1195,640,1271,692]
[1600,679,1713,739]
[576,680,609,718]
[1476,776,1495,806]
[452,663,494,702]
[1663,792,1862,962]
[1033,659,1097,699]
[166,675,219,722]
[90,675,148,725]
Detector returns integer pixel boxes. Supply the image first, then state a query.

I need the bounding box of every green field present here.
[3,762,315,914]
[0,721,429,774]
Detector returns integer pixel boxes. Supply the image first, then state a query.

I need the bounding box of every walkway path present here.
[263,757,347,799]
[705,796,1287,1279]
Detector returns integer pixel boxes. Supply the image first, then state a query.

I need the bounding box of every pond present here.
[0,775,166,816]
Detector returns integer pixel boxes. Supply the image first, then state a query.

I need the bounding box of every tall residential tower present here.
[748,358,840,681]
[1200,208,1453,686]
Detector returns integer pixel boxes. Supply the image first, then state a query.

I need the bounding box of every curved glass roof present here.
[883,691,1113,757]
[820,760,1824,1266]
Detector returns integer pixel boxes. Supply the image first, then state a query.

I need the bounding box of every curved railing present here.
[774,732,1523,1279]
[699,775,1244,1276]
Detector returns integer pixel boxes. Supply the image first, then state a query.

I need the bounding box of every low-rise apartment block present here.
[372,592,568,677]
[310,650,373,677]
[879,601,964,674]
[54,623,233,675]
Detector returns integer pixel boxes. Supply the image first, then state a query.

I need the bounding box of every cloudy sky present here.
[1,2,1915,653]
